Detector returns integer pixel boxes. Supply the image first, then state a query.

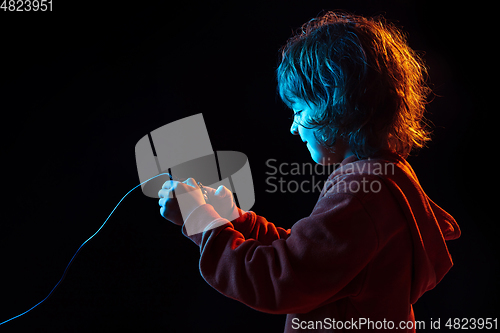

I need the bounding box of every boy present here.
[158,11,460,332]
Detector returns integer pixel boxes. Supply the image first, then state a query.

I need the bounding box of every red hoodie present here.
[181,150,460,332]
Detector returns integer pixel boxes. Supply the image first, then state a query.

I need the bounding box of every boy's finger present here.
[203,186,216,196]
[215,185,230,198]
[162,180,178,189]
[159,197,168,207]
[185,177,198,188]
[158,188,175,199]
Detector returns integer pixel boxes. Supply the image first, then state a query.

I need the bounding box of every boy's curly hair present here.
[276,11,432,159]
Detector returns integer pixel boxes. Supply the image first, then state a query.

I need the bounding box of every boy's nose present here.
[290,121,299,135]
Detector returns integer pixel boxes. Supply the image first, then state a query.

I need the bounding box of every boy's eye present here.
[288,110,303,120]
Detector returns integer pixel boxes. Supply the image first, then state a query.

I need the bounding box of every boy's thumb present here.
[185,178,198,188]
[215,185,229,198]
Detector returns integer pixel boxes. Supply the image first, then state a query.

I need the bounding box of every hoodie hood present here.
[343,151,461,304]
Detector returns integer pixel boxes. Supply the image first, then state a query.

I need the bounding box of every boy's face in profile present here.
[290,99,352,165]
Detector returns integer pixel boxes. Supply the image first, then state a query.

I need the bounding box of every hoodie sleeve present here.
[182,190,379,314]
[228,207,291,244]
[182,205,291,246]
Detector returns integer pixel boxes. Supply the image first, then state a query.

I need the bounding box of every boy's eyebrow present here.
[291,100,305,109]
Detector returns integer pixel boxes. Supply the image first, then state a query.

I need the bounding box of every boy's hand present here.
[203,185,241,221]
[158,178,206,226]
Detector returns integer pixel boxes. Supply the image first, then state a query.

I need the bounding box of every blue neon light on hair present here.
[0,172,170,326]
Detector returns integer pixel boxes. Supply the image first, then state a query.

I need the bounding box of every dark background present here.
[0,1,497,332]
